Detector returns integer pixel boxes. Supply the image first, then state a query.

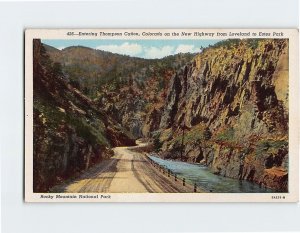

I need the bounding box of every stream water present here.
[149,154,274,193]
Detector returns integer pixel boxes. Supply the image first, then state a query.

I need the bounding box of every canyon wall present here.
[39,39,289,192]
[154,39,288,191]
[33,40,135,192]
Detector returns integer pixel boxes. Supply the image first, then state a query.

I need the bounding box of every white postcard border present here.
[25,29,299,202]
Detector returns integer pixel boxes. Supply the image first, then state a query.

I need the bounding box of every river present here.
[149,155,274,193]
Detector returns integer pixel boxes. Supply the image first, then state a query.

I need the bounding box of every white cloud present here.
[96,42,143,56]
[94,43,201,59]
[175,44,200,54]
[144,45,174,59]
[57,46,65,50]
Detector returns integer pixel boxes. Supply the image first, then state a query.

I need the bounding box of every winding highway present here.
[53,142,195,193]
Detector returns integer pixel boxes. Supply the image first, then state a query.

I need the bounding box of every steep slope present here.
[46,45,194,138]
[39,39,289,192]
[46,45,193,98]
[154,39,289,192]
[33,40,135,192]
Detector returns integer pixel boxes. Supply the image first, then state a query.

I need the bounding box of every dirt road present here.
[53,143,195,193]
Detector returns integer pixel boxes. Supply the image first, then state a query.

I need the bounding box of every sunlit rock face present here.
[37,39,289,192]
[155,39,289,192]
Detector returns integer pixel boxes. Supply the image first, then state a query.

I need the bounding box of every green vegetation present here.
[215,127,235,142]
[34,97,108,147]
[33,98,66,129]
[170,140,184,156]
[171,124,210,146]
[66,114,109,147]
[255,139,288,158]
[203,127,212,141]
[210,39,241,49]
[208,39,262,51]
[52,62,63,76]
[247,39,260,50]
[44,44,194,98]
[153,135,163,153]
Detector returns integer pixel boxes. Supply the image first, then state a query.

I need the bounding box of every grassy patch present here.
[66,114,109,147]
[172,124,207,145]
[34,95,108,147]
[215,127,235,142]
[255,139,288,158]
[33,98,66,129]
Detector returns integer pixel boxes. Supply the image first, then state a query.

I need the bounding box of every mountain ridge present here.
[34,38,289,192]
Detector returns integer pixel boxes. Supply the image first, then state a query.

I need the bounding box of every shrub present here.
[255,139,287,158]
[66,114,108,146]
[216,127,235,142]
[153,136,163,153]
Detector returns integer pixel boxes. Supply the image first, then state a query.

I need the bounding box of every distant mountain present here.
[33,42,194,192]
[45,44,194,98]
[35,39,289,192]
[45,44,194,138]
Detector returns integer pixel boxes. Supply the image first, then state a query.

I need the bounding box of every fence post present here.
[194,183,197,192]
[168,169,170,177]
[175,174,177,181]
[183,178,185,186]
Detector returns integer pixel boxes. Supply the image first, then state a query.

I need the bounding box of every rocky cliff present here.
[46,45,193,138]
[33,39,135,192]
[37,38,289,192]
[154,39,289,192]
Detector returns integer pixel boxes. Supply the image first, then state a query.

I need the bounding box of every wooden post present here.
[194,183,197,192]
[175,174,177,181]
[183,178,185,186]
[168,169,170,177]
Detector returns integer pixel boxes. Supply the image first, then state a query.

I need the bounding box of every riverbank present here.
[148,154,275,193]
[51,142,202,193]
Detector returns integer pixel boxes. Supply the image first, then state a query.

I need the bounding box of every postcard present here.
[25,29,299,202]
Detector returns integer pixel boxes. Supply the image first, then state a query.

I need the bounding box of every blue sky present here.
[42,39,222,59]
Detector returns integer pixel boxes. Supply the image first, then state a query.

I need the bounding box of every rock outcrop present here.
[45,45,193,139]
[38,39,289,192]
[33,39,135,192]
[155,39,289,192]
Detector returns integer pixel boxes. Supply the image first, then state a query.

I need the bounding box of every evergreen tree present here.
[153,136,162,153]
